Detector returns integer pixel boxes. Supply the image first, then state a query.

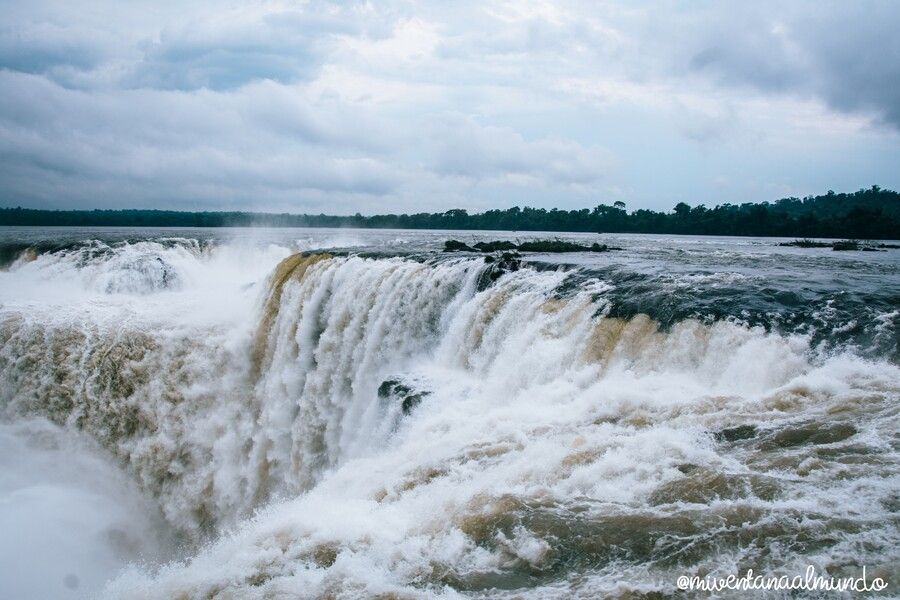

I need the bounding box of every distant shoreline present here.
[2,186,898,240]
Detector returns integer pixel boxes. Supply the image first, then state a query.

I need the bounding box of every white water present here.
[0,234,898,598]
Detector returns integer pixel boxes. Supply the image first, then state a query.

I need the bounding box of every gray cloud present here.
[0,72,403,209]
[127,11,354,91]
[682,1,900,127]
[0,70,608,211]
[0,0,897,212]
[430,115,612,185]
[0,23,107,74]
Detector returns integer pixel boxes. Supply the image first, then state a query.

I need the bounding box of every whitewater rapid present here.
[0,230,898,598]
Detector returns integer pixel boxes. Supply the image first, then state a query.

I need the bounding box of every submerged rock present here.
[714,424,758,442]
[649,467,778,505]
[759,422,857,450]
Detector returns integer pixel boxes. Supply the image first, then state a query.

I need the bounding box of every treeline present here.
[1,186,898,239]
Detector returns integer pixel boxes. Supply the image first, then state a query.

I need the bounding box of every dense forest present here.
[1,186,898,239]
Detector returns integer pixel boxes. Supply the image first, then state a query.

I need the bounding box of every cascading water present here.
[0,230,897,599]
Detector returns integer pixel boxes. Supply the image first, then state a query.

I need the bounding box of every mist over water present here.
[0,227,897,598]
[0,419,171,600]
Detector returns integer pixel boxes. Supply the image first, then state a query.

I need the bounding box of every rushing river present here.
[0,227,898,599]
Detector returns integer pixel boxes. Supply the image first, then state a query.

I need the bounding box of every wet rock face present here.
[477,252,521,291]
[377,378,431,415]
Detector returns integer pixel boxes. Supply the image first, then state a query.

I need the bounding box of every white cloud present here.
[0,0,897,212]
[429,114,613,186]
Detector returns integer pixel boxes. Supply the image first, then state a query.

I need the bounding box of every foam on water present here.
[0,234,897,598]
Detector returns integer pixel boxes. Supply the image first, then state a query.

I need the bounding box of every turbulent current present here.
[0,227,898,599]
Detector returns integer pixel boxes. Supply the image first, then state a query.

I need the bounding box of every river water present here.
[0,227,897,598]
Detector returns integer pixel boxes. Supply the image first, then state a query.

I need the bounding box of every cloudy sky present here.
[1,0,898,214]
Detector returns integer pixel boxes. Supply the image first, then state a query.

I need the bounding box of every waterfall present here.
[0,245,897,599]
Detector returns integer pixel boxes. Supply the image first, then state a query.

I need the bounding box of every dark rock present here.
[473,240,517,252]
[448,238,623,254]
[377,378,431,415]
[831,240,859,251]
[377,378,407,398]
[779,239,830,248]
[590,243,623,252]
[444,240,477,252]
[476,252,521,290]
[401,394,424,414]
[783,238,892,252]
[516,240,589,252]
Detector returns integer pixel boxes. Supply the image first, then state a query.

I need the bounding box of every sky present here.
[0,0,898,214]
